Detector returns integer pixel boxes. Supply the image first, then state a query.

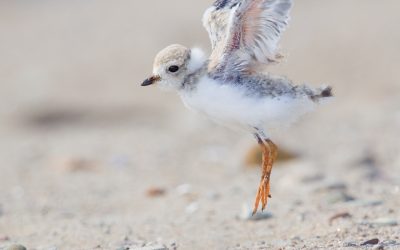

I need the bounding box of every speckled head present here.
[142,44,190,91]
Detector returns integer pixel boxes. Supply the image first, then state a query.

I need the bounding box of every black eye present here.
[168,65,179,73]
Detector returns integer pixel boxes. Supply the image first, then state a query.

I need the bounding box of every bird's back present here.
[210,72,332,102]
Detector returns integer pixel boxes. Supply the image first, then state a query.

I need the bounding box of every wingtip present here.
[321,86,333,98]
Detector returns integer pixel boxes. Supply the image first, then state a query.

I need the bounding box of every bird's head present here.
[141,44,206,91]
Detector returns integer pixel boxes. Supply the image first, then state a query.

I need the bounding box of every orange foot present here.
[252,138,278,215]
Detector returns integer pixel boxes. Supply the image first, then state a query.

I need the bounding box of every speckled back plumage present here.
[209,71,332,101]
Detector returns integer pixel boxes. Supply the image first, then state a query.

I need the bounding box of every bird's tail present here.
[311,86,333,102]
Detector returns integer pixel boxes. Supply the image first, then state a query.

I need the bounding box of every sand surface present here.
[0,1,399,249]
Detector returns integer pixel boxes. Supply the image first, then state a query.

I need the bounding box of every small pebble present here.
[361,238,379,246]
[146,187,166,197]
[176,184,192,196]
[6,244,27,250]
[185,202,199,214]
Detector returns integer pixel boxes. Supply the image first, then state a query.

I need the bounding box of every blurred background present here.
[0,0,399,249]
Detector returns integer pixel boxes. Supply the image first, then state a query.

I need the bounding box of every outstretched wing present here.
[203,0,293,74]
[203,0,240,70]
[203,0,239,50]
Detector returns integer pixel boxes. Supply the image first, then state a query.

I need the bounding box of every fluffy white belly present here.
[179,76,316,132]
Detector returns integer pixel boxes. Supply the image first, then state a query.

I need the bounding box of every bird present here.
[141,0,332,215]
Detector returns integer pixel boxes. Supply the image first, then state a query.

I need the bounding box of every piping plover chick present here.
[141,0,332,214]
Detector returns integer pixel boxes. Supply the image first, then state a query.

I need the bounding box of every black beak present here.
[141,75,160,86]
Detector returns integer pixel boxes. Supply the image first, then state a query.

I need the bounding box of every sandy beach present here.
[0,0,399,249]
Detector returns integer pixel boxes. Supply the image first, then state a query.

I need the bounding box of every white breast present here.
[179,76,316,132]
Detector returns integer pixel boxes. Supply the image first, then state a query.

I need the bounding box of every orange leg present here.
[252,136,278,215]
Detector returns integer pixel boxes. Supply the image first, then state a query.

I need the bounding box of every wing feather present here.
[203,0,293,75]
